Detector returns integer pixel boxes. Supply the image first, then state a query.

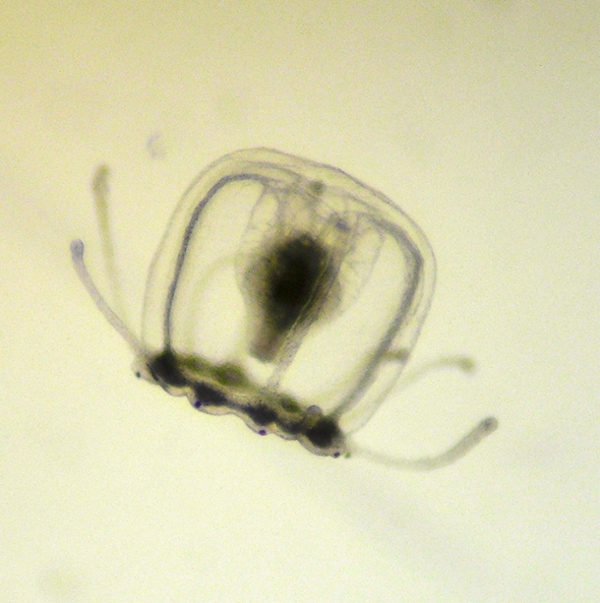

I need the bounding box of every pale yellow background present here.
[1,2,599,602]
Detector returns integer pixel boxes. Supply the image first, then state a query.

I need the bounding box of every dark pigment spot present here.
[305,417,341,449]
[148,351,188,388]
[193,382,229,407]
[245,404,278,426]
